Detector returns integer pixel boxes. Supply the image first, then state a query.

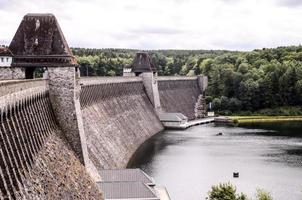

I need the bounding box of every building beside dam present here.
[0,13,207,199]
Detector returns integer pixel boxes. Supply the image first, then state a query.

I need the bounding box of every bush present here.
[233,119,239,124]
[206,182,247,200]
[212,98,222,111]
[218,110,232,116]
[255,188,273,200]
[205,96,213,104]
[206,183,274,200]
[230,106,302,116]
[228,98,242,112]
[257,106,302,116]
[220,96,229,110]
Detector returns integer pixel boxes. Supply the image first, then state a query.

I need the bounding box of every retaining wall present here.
[0,80,102,200]
[80,77,164,170]
[157,76,201,120]
[0,67,25,80]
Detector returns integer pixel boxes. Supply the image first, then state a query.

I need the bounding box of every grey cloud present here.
[129,27,184,35]
[217,0,241,4]
[0,39,10,46]
[0,0,11,10]
[111,32,139,40]
[171,0,189,3]
[123,4,137,11]
[276,0,302,7]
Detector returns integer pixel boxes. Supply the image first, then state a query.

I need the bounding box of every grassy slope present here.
[228,116,302,124]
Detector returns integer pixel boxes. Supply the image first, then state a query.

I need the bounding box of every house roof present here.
[129,52,156,73]
[99,169,154,185]
[97,182,159,200]
[9,13,76,67]
[0,47,13,57]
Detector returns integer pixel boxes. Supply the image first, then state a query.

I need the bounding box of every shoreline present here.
[227,116,302,124]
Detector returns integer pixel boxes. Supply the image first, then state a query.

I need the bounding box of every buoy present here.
[233,172,239,178]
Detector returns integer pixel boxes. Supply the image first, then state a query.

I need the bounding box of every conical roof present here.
[9,13,76,67]
[130,52,156,73]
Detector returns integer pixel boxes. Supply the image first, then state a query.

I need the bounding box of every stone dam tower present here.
[0,13,208,199]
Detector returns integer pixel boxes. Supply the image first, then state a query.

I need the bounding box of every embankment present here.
[80,77,164,170]
[158,77,201,120]
[229,116,302,124]
[0,80,102,199]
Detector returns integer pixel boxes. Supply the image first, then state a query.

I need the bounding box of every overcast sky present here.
[0,0,301,50]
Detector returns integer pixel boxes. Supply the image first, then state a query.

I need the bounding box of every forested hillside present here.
[72,46,302,113]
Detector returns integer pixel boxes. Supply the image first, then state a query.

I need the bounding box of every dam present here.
[0,14,208,199]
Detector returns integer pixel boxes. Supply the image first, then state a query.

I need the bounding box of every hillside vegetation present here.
[72,46,302,113]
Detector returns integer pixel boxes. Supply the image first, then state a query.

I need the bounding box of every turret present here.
[8,13,88,166]
[128,52,157,76]
[127,52,161,112]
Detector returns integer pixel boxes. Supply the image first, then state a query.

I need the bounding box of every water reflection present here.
[129,122,302,200]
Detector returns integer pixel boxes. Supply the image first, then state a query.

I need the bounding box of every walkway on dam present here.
[185,117,215,128]
[165,117,215,129]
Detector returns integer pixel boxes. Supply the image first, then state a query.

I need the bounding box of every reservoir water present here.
[129,122,302,200]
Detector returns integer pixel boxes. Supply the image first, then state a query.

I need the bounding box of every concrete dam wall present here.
[0,80,102,199]
[0,13,208,199]
[80,77,164,170]
[0,75,206,199]
[158,77,202,120]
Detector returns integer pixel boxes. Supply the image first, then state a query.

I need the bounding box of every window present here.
[1,58,3,62]
[6,58,9,62]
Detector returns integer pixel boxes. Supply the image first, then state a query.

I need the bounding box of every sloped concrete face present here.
[21,133,102,200]
[80,80,164,170]
[0,80,102,199]
[158,77,201,120]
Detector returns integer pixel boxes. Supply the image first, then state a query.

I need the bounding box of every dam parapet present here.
[81,76,142,85]
[0,79,48,107]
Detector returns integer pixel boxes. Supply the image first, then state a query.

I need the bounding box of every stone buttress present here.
[9,13,89,165]
[128,52,162,113]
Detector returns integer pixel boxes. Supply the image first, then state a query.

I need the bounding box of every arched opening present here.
[135,72,142,76]
[24,67,45,79]
[25,67,35,79]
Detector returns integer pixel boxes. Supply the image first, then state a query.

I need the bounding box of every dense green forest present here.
[72,46,302,114]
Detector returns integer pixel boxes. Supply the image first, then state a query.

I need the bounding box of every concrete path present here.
[164,117,215,129]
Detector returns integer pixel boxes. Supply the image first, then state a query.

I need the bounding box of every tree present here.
[207,182,247,200]
[255,188,273,200]
[238,63,249,74]
[212,98,222,111]
[228,98,242,112]
[73,46,302,113]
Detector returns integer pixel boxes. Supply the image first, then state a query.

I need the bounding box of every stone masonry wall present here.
[0,67,25,80]
[80,80,164,170]
[0,80,102,200]
[48,67,88,165]
[158,77,201,120]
